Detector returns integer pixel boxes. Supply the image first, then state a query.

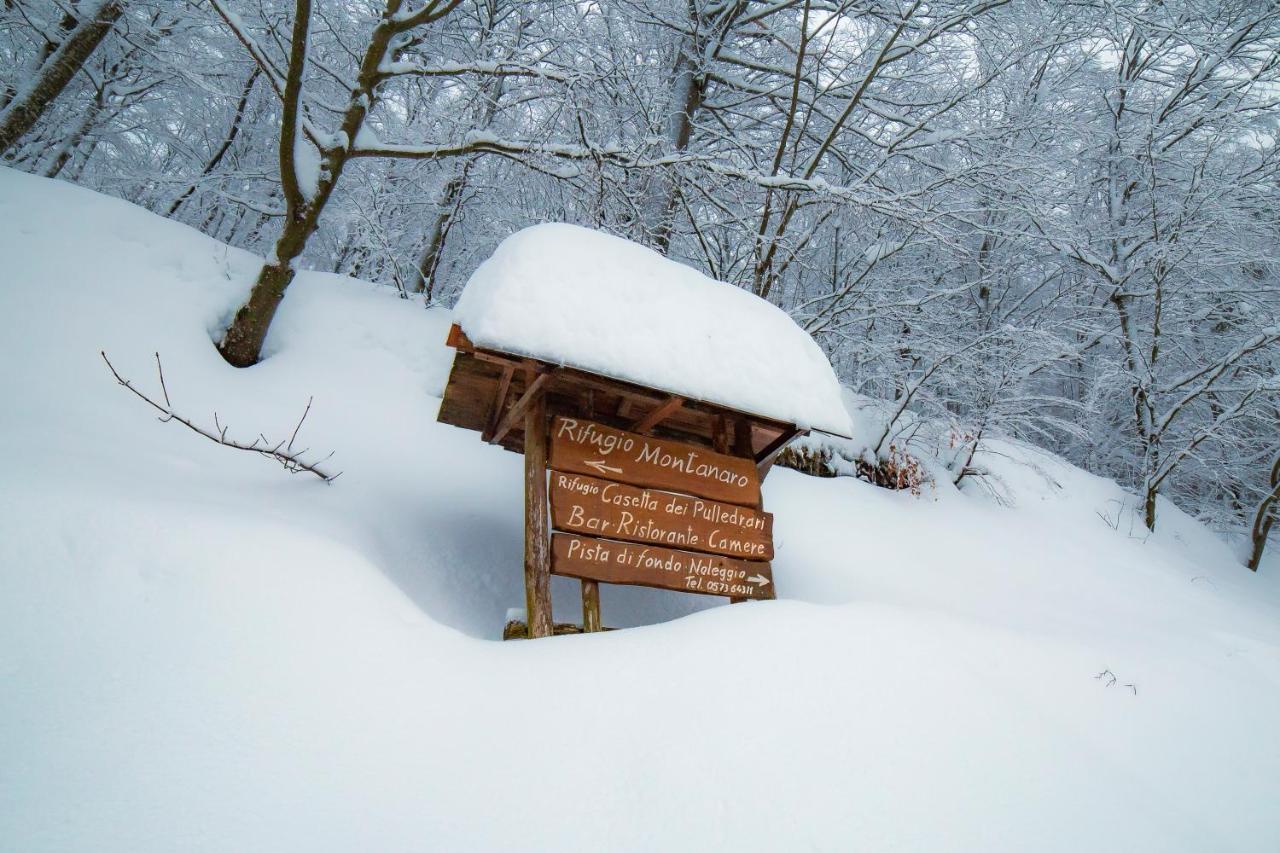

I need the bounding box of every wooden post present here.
[713,416,748,605]
[581,579,601,632]
[734,416,755,458]
[580,388,602,632]
[524,390,554,638]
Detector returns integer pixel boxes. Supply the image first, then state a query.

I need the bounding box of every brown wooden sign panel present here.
[549,416,761,507]
[551,532,774,600]
[549,470,774,560]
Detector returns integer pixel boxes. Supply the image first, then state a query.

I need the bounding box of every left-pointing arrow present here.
[584,459,623,476]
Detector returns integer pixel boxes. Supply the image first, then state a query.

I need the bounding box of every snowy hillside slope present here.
[2,168,1279,852]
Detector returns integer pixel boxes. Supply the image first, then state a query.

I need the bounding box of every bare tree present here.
[211,0,625,366]
[0,0,124,156]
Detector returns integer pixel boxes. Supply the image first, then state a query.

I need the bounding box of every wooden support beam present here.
[524,390,553,639]
[581,377,602,633]
[630,395,684,435]
[481,364,515,442]
[489,369,552,446]
[713,416,750,605]
[712,414,730,453]
[734,416,755,458]
[755,426,804,477]
[581,579,601,632]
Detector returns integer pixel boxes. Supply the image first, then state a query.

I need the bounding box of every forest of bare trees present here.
[2,0,1277,565]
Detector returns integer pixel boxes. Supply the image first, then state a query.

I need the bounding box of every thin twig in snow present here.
[101,351,340,483]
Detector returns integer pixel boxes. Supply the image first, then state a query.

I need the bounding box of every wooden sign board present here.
[549,416,761,507]
[551,532,774,600]
[549,470,773,560]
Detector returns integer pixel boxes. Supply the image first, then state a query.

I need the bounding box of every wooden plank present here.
[438,345,809,458]
[549,470,774,560]
[441,326,807,439]
[445,322,470,350]
[524,391,553,639]
[630,395,684,435]
[554,365,796,435]
[437,352,503,434]
[550,416,761,507]
[551,532,774,600]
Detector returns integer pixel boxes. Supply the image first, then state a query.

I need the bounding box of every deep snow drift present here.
[455,222,851,434]
[2,168,1280,852]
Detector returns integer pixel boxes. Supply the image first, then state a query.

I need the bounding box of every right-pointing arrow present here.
[747,574,771,587]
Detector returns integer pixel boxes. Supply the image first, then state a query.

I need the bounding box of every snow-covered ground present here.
[2,167,1279,852]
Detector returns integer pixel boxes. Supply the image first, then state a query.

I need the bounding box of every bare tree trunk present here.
[216,0,417,366]
[1247,450,1280,572]
[0,0,124,157]
[218,0,318,368]
[218,248,302,367]
[411,168,466,299]
[648,32,706,254]
[64,135,99,181]
[1,3,80,110]
[1143,476,1159,531]
[43,93,102,177]
[410,3,526,295]
[168,68,259,217]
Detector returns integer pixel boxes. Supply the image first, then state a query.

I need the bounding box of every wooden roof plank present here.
[445,324,798,436]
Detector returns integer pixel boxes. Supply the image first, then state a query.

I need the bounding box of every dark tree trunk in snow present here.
[411,169,466,300]
[217,0,318,368]
[218,224,311,368]
[1247,451,1280,572]
[214,0,462,366]
[0,0,124,157]
[648,36,706,255]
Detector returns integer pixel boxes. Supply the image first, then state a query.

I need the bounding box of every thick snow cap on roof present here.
[454,223,852,436]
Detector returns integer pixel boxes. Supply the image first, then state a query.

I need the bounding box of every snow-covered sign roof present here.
[453,224,851,436]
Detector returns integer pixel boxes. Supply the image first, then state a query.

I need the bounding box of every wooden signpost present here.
[437,323,807,639]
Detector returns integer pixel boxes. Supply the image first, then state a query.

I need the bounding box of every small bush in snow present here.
[777,444,837,478]
[857,444,929,497]
[778,437,929,496]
